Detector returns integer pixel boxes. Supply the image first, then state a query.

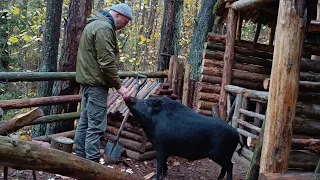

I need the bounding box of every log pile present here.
[103,78,177,161]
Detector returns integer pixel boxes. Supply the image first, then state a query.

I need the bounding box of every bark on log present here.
[212,103,220,117]
[224,85,268,100]
[30,112,80,125]
[202,59,224,68]
[196,82,221,94]
[259,173,320,180]
[264,78,320,92]
[0,136,138,180]
[107,120,144,136]
[237,119,261,133]
[197,92,220,102]
[32,130,75,142]
[197,100,215,111]
[0,95,81,110]
[197,109,213,116]
[260,1,306,173]
[231,94,243,128]
[296,102,320,119]
[219,8,237,120]
[293,116,320,137]
[289,150,319,171]
[103,133,153,153]
[182,63,191,106]
[230,0,277,11]
[0,71,167,82]
[237,128,258,139]
[171,58,179,96]
[106,126,144,143]
[0,108,43,135]
[239,108,265,121]
[245,119,266,180]
[203,50,273,68]
[50,136,74,153]
[207,33,320,59]
[201,75,264,90]
[167,56,175,88]
[154,89,174,95]
[125,149,156,161]
[291,138,320,151]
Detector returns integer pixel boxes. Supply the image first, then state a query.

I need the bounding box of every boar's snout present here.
[124,96,137,108]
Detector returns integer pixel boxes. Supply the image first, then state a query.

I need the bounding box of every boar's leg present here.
[217,161,233,180]
[226,162,233,180]
[217,167,226,180]
[155,150,168,180]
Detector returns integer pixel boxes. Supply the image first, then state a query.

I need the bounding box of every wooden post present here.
[254,18,262,44]
[236,13,243,40]
[311,0,320,61]
[182,63,191,105]
[167,56,176,87]
[219,7,237,120]
[260,1,306,174]
[269,20,276,45]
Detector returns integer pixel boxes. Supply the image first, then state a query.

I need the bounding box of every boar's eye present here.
[152,99,163,112]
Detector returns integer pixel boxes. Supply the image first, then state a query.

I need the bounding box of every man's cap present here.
[110,3,133,20]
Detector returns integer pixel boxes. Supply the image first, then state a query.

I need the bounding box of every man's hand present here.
[117,86,131,100]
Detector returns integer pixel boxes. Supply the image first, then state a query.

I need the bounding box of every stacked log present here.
[195,33,320,116]
[102,78,160,161]
[104,78,177,161]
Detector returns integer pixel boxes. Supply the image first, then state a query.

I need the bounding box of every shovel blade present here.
[104,140,123,159]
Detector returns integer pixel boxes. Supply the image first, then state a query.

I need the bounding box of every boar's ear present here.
[152,99,163,112]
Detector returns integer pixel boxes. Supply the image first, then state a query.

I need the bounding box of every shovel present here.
[104,74,147,160]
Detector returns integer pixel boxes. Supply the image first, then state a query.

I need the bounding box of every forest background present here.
[0,0,271,136]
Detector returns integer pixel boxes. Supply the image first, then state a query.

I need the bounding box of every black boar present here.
[125,97,243,180]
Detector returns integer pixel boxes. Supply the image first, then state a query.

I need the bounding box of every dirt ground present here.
[0,153,250,180]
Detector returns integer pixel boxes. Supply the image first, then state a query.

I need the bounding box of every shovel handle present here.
[134,74,148,98]
[114,109,130,142]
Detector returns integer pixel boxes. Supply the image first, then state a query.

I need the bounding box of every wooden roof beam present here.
[230,0,277,11]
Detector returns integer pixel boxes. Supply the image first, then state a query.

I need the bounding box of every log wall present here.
[193,33,320,172]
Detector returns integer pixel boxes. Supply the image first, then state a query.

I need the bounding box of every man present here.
[75,3,133,163]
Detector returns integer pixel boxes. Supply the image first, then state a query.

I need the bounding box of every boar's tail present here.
[237,138,244,156]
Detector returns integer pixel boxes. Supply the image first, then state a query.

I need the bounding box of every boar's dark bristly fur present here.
[125,97,243,180]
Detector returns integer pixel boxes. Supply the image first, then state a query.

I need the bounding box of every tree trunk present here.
[260,1,306,173]
[33,0,63,137]
[146,0,158,38]
[0,1,9,71]
[50,0,92,135]
[0,136,138,180]
[157,0,183,75]
[188,0,216,80]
